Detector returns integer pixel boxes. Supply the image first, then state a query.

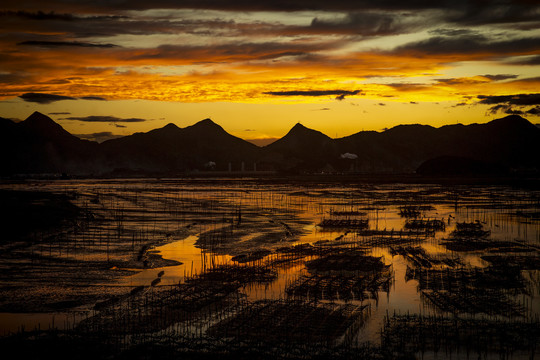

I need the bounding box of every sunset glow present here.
[1,1,539,142]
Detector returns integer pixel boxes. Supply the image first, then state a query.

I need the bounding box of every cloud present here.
[393,34,540,56]
[18,41,118,48]
[444,2,540,26]
[477,93,540,106]
[385,83,430,91]
[19,92,109,104]
[309,11,422,37]
[526,106,540,115]
[436,77,485,85]
[481,74,518,81]
[124,42,339,63]
[19,92,76,104]
[510,55,540,65]
[3,1,537,17]
[0,10,127,21]
[428,28,476,37]
[435,75,517,86]
[477,93,540,117]
[75,131,124,143]
[264,90,361,100]
[48,112,71,115]
[63,115,147,122]
[508,76,540,83]
[410,101,418,104]
[80,96,107,101]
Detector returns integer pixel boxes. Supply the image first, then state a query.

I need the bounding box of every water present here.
[0,179,539,356]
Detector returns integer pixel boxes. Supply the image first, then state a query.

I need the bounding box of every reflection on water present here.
[0,179,539,357]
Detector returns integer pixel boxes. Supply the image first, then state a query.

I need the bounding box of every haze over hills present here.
[1,111,539,176]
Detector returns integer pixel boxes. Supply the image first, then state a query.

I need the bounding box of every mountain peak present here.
[291,122,307,130]
[162,123,180,130]
[285,122,330,139]
[187,118,224,133]
[25,111,55,124]
[22,111,68,135]
[192,118,223,129]
[491,114,529,125]
[487,114,538,132]
[266,121,332,154]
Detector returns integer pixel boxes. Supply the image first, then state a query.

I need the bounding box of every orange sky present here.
[0,1,539,143]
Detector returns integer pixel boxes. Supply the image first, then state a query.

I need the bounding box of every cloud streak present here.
[264,90,361,100]
[19,92,108,103]
[63,115,147,122]
[18,41,118,48]
[477,93,540,117]
[19,92,76,104]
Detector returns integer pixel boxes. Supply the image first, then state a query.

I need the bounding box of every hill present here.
[1,112,538,176]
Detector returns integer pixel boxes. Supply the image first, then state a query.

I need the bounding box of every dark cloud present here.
[485,104,511,115]
[115,124,127,128]
[264,89,361,100]
[444,2,540,26]
[510,55,540,65]
[478,93,540,117]
[19,92,110,104]
[385,83,430,91]
[125,42,338,63]
[434,74,517,85]
[63,116,147,123]
[18,40,118,48]
[509,76,540,83]
[309,12,420,36]
[410,101,418,104]
[75,131,124,143]
[48,112,71,115]
[393,34,540,55]
[477,93,540,106]
[80,96,107,101]
[2,1,537,15]
[481,74,518,81]
[428,28,476,37]
[377,103,386,106]
[0,10,127,21]
[0,72,29,85]
[436,77,484,85]
[19,92,76,104]
[526,106,540,115]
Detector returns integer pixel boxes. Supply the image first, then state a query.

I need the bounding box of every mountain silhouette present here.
[101,118,259,172]
[263,123,337,172]
[1,112,538,176]
[334,115,540,173]
[0,112,99,175]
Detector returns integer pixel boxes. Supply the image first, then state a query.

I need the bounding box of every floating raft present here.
[318,219,369,229]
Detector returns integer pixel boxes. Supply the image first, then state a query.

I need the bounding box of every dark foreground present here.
[0,178,539,359]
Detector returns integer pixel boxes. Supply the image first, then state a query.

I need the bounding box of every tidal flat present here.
[0,178,539,359]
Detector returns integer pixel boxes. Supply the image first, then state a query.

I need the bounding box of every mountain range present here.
[1,111,539,176]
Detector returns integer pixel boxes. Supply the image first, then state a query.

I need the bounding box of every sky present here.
[1,0,539,144]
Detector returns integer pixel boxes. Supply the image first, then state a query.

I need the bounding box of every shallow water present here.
[1,179,539,355]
